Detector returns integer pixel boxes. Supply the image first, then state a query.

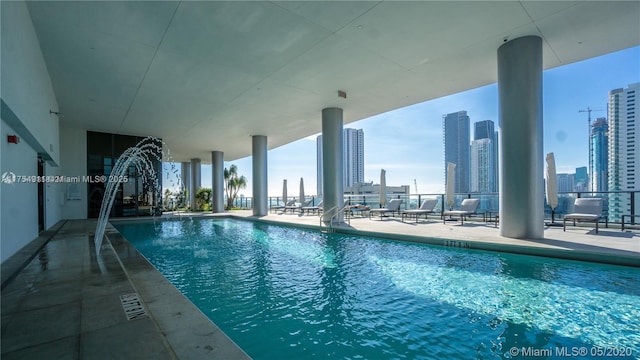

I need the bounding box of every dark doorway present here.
[86,131,162,218]
[38,156,45,233]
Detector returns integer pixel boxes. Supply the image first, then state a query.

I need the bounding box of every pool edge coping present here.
[106,225,252,360]
[226,215,640,268]
[110,215,639,268]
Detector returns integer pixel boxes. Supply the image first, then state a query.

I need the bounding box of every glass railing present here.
[244,191,639,225]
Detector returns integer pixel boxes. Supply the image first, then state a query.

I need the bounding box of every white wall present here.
[1,1,59,165]
[1,1,61,263]
[1,120,39,263]
[60,126,88,219]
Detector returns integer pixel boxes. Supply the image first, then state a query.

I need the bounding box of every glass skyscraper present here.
[575,166,588,192]
[590,118,608,193]
[443,111,470,193]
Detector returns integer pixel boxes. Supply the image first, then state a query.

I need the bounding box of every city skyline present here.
[163,46,639,197]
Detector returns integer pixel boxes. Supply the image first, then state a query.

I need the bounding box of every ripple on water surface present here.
[116,218,640,359]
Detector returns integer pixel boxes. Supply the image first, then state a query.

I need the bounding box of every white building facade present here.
[470,138,496,193]
[608,82,639,222]
[317,128,364,195]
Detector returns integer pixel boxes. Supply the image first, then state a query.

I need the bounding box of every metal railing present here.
[319,204,350,233]
[251,190,639,225]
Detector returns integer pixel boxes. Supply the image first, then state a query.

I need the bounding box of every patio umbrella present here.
[299,177,305,204]
[282,179,287,205]
[379,169,387,207]
[446,162,456,210]
[545,152,560,225]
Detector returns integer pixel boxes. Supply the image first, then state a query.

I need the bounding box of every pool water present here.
[115,218,640,359]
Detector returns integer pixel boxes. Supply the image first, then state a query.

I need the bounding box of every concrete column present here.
[498,36,544,239]
[190,158,201,211]
[211,151,224,213]
[322,107,344,224]
[180,162,190,208]
[252,135,268,216]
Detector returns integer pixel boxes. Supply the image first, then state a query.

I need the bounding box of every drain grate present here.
[120,293,148,321]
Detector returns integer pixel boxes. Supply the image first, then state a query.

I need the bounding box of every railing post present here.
[631,191,636,225]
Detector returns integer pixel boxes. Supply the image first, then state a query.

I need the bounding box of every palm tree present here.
[224,165,247,209]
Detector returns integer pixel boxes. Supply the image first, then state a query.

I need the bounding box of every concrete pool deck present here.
[1,212,638,359]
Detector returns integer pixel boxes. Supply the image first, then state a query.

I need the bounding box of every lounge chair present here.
[442,198,480,225]
[402,199,438,222]
[369,199,403,220]
[563,198,607,234]
[272,199,295,213]
[301,200,323,215]
[346,204,371,218]
[286,199,312,214]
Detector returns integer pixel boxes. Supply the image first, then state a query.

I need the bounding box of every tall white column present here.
[252,135,268,216]
[498,36,544,239]
[181,162,190,208]
[211,151,224,213]
[322,107,344,224]
[190,158,201,211]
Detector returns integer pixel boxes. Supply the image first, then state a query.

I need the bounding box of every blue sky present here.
[165,46,639,197]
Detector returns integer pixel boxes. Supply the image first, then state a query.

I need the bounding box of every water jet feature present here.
[93,136,183,255]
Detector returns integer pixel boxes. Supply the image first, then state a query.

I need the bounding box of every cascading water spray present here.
[93,136,183,255]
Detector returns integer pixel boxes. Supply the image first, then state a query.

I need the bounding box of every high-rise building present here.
[343,128,365,189]
[590,118,609,193]
[474,120,494,141]
[443,111,470,193]
[557,173,576,193]
[317,128,365,196]
[470,138,495,193]
[608,83,639,222]
[471,120,499,193]
[575,166,588,192]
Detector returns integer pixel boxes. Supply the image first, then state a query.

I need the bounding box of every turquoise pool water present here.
[115,218,640,359]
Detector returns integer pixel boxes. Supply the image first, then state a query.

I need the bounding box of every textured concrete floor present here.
[1,220,249,360]
[225,209,640,266]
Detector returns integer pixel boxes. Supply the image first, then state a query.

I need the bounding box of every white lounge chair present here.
[402,199,438,222]
[286,199,312,214]
[369,199,403,220]
[271,199,295,213]
[442,198,480,225]
[563,198,607,234]
[301,200,323,215]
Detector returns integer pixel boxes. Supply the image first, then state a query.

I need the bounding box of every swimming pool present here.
[115,218,640,359]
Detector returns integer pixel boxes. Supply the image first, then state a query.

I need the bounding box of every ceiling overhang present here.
[22,1,640,162]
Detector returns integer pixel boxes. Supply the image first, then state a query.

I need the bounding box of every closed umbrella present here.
[446,162,456,210]
[299,177,305,204]
[282,179,287,206]
[545,152,560,225]
[379,169,387,207]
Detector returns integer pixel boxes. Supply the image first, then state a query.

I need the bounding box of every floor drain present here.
[120,293,148,321]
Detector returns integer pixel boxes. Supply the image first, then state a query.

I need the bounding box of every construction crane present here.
[579,107,604,192]
[414,179,419,194]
